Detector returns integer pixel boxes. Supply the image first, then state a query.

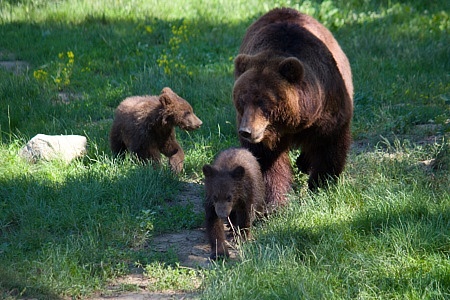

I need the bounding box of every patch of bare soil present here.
[0,60,30,75]
[56,92,84,103]
[92,180,238,300]
[0,52,30,75]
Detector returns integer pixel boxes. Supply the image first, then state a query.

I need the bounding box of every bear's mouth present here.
[182,125,199,131]
[180,122,202,131]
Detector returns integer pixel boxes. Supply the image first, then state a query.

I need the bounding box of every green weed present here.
[144,262,202,292]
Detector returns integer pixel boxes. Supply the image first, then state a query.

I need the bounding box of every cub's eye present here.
[226,195,232,202]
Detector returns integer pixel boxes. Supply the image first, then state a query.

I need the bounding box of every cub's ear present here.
[159,87,176,107]
[231,166,245,180]
[161,87,174,94]
[279,57,304,84]
[202,164,217,177]
[234,54,252,77]
[159,94,172,107]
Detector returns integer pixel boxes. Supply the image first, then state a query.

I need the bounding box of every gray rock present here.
[19,134,87,163]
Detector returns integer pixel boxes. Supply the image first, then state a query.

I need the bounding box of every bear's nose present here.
[239,128,252,139]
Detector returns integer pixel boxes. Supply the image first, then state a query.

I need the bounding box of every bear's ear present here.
[231,166,245,180]
[279,57,304,84]
[162,87,174,93]
[202,164,217,177]
[160,87,181,107]
[159,92,173,107]
[234,54,252,77]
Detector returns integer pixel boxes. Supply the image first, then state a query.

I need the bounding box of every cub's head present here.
[202,164,246,219]
[159,87,202,130]
[233,52,304,147]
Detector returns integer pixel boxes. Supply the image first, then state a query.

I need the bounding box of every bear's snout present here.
[238,107,268,143]
[238,125,265,143]
[192,116,203,129]
[238,127,252,139]
[214,202,233,219]
[182,115,203,131]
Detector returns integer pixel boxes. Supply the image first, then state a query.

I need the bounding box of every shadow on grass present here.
[0,269,62,300]
[0,157,194,298]
[258,201,450,261]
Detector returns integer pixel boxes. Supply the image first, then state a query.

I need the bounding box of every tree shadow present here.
[0,269,62,300]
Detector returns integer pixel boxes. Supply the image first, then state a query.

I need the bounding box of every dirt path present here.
[92,180,238,300]
[0,60,30,75]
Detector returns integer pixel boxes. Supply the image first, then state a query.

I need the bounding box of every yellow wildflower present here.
[145,25,153,33]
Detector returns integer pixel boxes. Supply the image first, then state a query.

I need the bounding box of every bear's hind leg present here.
[110,129,127,157]
[129,141,162,165]
[110,140,127,157]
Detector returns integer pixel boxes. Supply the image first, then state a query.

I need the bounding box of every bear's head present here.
[159,87,203,130]
[202,164,246,219]
[233,52,304,148]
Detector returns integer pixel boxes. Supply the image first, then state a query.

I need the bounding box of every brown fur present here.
[110,87,202,173]
[203,148,266,259]
[233,8,353,206]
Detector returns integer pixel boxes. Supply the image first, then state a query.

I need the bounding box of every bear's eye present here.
[256,101,270,118]
[226,195,232,202]
[213,195,218,202]
[183,111,191,118]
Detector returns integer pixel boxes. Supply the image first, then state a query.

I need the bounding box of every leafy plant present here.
[33,51,76,91]
[144,262,201,292]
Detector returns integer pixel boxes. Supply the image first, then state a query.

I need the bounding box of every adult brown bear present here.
[233,8,353,207]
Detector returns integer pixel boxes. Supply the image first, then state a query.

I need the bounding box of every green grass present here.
[203,141,450,299]
[1,0,449,299]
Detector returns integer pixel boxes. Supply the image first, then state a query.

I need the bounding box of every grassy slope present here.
[0,0,449,299]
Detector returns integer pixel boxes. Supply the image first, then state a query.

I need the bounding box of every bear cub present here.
[203,148,266,259]
[110,87,202,173]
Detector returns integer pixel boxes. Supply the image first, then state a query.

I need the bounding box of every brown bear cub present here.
[203,148,266,259]
[233,8,353,206]
[109,87,202,173]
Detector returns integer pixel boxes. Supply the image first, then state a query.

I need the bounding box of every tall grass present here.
[0,0,449,299]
